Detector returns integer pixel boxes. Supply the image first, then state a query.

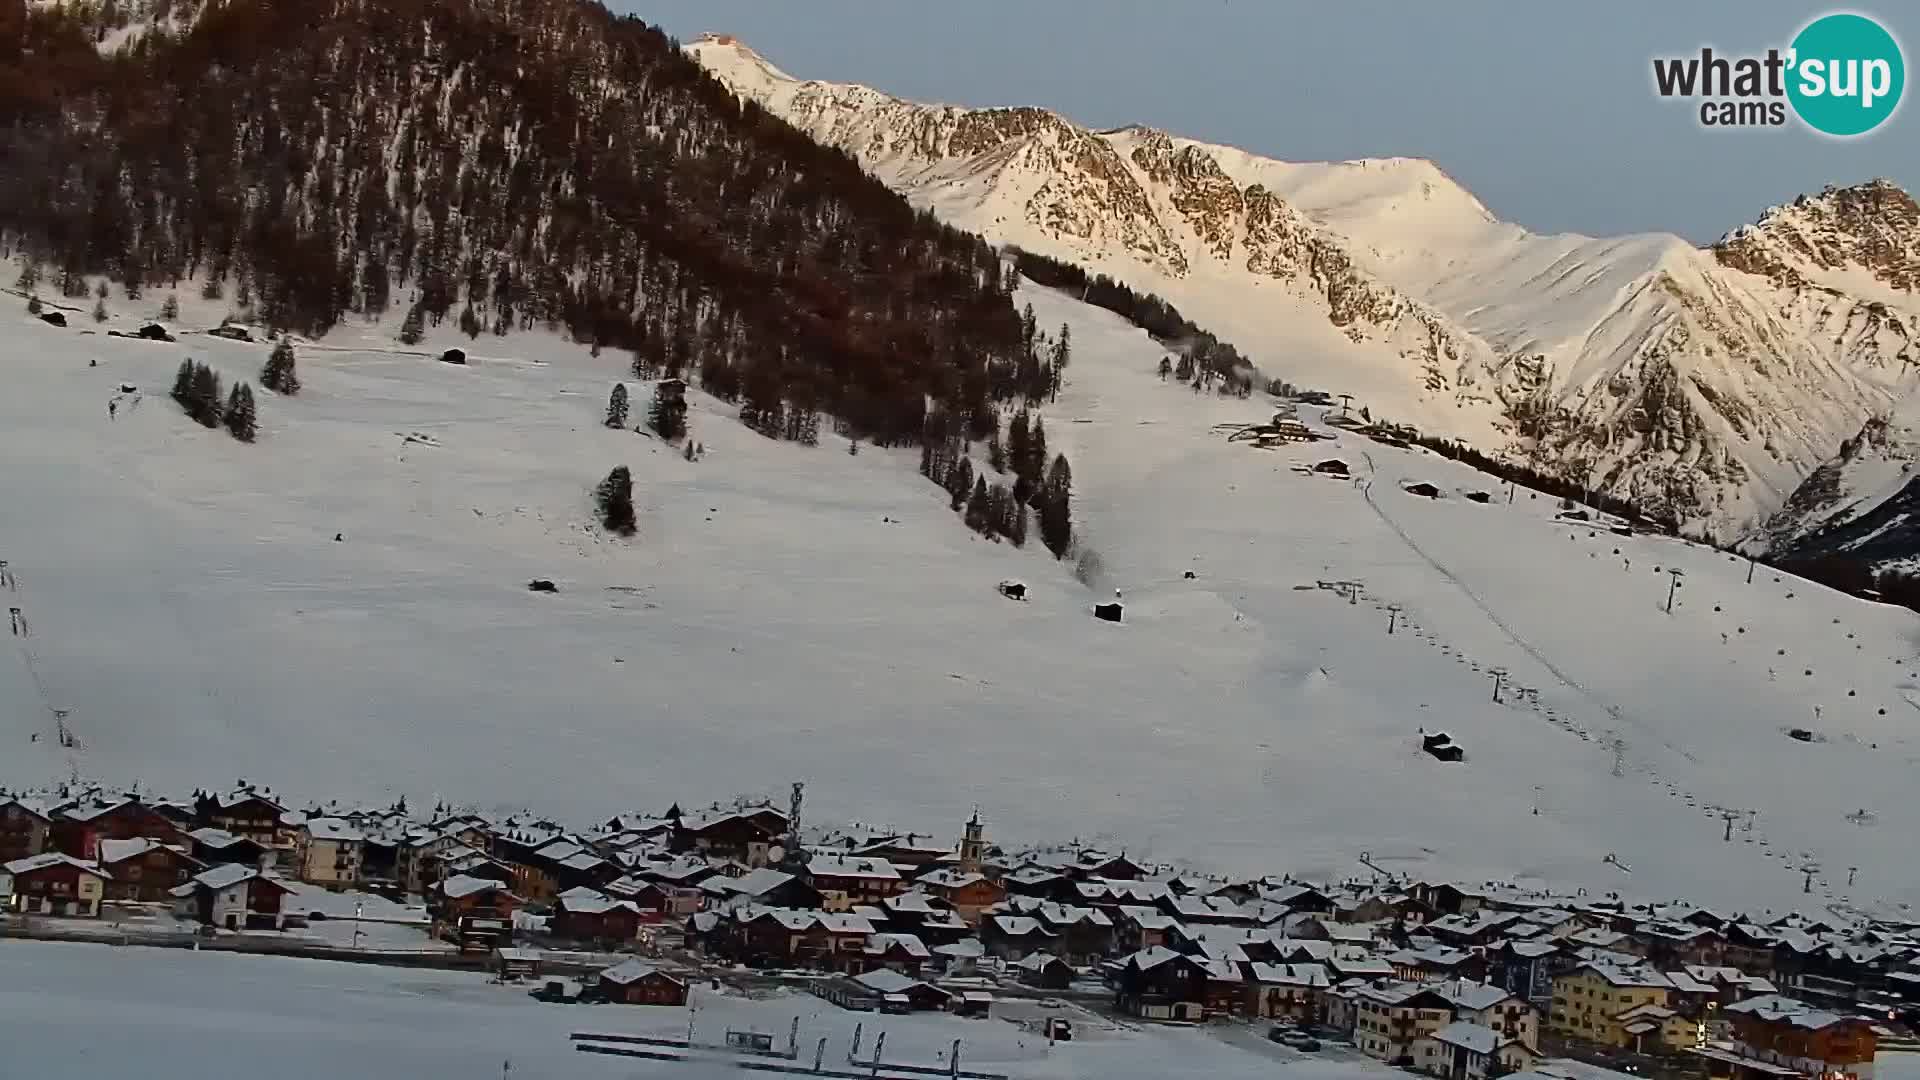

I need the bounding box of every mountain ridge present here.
[688,34,1920,538]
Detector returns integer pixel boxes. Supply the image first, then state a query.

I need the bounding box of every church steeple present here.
[959,808,986,873]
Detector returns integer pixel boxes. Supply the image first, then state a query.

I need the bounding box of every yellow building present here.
[1550,963,1686,1050]
[295,818,366,891]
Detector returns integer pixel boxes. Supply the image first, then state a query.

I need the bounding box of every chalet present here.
[1403,482,1442,499]
[51,798,189,860]
[0,797,51,863]
[820,969,951,1013]
[1437,982,1540,1050]
[1028,902,1116,964]
[596,960,688,1006]
[1112,946,1210,1020]
[1352,982,1457,1064]
[848,834,955,871]
[5,852,111,917]
[199,789,286,847]
[1634,920,1723,968]
[1549,963,1679,1050]
[1312,459,1351,477]
[188,827,269,868]
[1245,962,1333,1021]
[550,886,643,945]
[1712,994,1878,1080]
[863,932,932,975]
[429,874,524,950]
[397,831,486,895]
[1014,951,1074,991]
[602,875,676,920]
[294,818,365,891]
[806,854,904,911]
[671,807,786,867]
[1410,882,1487,916]
[491,947,543,982]
[1391,945,1491,983]
[712,867,824,910]
[1261,882,1336,914]
[1410,1021,1538,1080]
[932,938,984,978]
[726,908,874,973]
[1722,923,1780,976]
[1492,939,1572,1006]
[981,915,1062,961]
[914,868,1005,924]
[1115,905,1184,952]
[97,837,203,903]
[1003,866,1066,897]
[168,864,291,930]
[1327,947,1398,982]
[1682,966,1781,1011]
[1423,733,1466,762]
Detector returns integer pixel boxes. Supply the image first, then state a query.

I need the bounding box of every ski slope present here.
[4,287,1920,916]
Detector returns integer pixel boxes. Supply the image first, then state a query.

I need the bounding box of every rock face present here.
[688,36,1920,538]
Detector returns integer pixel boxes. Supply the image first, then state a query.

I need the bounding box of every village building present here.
[429,874,524,952]
[198,789,287,849]
[1244,962,1334,1021]
[1013,950,1074,990]
[818,968,952,1014]
[710,867,824,911]
[97,837,203,903]
[1352,982,1458,1063]
[1703,994,1879,1080]
[293,817,365,891]
[51,797,189,860]
[1110,946,1239,1020]
[1550,963,1682,1051]
[168,864,291,929]
[187,827,270,868]
[670,807,786,867]
[914,867,1005,925]
[805,854,904,911]
[1410,1020,1539,1080]
[862,932,932,976]
[981,914,1062,961]
[1435,981,1541,1050]
[550,886,643,945]
[4,852,110,917]
[0,797,52,863]
[596,960,688,1006]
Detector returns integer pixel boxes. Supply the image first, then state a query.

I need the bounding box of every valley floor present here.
[4,285,1920,913]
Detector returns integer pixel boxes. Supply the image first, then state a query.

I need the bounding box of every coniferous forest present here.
[0,0,1037,453]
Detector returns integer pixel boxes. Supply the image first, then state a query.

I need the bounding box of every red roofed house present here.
[98,838,205,903]
[5,852,111,917]
[0,797,52,863]
[52,798,189,860]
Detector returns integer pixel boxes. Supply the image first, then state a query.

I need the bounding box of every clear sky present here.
[634,1,1916,244]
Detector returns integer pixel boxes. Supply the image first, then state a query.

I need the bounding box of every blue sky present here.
[635,2,1916,243]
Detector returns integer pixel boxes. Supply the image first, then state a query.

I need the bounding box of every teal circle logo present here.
[1788,13,1904,136]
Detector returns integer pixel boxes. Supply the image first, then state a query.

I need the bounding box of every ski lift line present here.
[1357,452,1701,767]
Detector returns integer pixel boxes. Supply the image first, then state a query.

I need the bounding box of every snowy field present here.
[5,284,1920,913]
[0,940,1394,1080]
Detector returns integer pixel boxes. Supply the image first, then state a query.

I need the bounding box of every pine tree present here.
[605,383,630,429]
[1007,494,1028,547]
[987,435,1006,473]
[965,476,991,534]
[224,383,257,442]
[260,340,300,395]
[398,303,425,346]
[596,465,637,536]
[26,295,41,315]
[1039,453,1073,558]
[649,386,687,441]
[1023,417,1048,501]
[160,294,180,321]
[91,298,107,323]
[947,457,974,512]
[1158,356,1172,380]
[1175,353,1195,381]
[684,441,696,462]
[171,358,196,404]
[95,280,109,299]
[188,363,223,428]
[848,438,860,456]
[458,305,482,340]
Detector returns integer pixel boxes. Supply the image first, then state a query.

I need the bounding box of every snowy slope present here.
[685,37,1920,537]
[7,281,1920,916]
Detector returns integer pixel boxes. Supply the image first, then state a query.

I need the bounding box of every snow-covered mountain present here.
[687,36,1920,537]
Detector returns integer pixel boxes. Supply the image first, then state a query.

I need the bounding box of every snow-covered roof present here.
[600,959,680,986]
[854,969,936,996]
[1437,981,1518,1011]
[1013,950,1068,971]
[1579,962,1671,989]
[724,868,797,897]
[186,863,277,892]
[1428,1021,1504,1055]
[1724,994,1858,1030]
[303,818,364,843]
[440,874,506,899]
[4,852,109,878]
[865,933,930,958]
[935,939,985,958]
[916,868,987,889]
[1124,946,1189,972]
[885,890,940,915]
[807,854,901,881]
[1116,905,1182,931]
[1247,962,1332,987]
[97,837,181,865]
[990,916,1055,938]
